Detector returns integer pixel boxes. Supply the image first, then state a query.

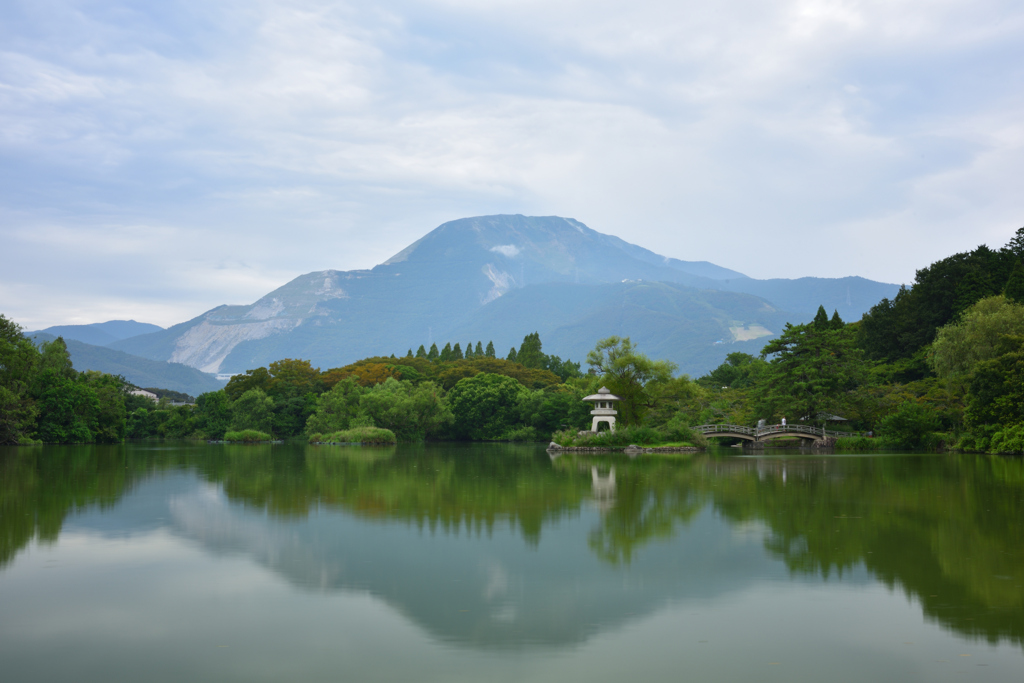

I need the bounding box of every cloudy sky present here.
[2,0,1023,329]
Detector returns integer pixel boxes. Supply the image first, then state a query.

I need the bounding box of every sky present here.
[2,0,1023,330]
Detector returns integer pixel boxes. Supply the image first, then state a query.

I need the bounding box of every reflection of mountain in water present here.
[167,482,783,649]
[3,443,1023,651]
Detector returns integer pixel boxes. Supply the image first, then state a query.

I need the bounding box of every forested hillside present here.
[696,227,1024,453]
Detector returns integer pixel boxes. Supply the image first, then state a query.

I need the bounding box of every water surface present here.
[1,443,1022,681]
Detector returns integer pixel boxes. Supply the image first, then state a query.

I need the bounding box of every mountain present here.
[31,334,225,398]
[28,320,163,347]
[111,215,900,376]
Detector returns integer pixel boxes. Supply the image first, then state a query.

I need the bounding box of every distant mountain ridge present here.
[30,333,224,398]
[109,215,899,376]
[28,320,163,347]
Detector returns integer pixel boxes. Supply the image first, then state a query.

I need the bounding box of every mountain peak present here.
[111,214,898,375]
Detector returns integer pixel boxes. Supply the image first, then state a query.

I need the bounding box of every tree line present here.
[695,227,1024,452]
[4,226,1024,451]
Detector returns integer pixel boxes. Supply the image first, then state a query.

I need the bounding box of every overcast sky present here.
[3,0,1023,329]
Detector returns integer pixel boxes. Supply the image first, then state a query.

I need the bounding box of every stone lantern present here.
[582,386,621,432]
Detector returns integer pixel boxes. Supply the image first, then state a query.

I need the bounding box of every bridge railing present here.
[695,424,757,437]
[696,424,870,440]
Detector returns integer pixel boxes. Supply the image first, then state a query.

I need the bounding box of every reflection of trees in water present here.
[0,445,137,568]
[2,444,1023,648]
[551,457,706,565]
[700,454,1024,648]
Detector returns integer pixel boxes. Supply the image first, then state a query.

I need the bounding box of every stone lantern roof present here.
[582,386,621,402]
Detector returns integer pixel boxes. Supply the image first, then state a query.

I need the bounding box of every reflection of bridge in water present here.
[696,424,860,444]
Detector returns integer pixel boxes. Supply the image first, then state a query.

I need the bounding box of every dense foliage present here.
[0,318,147,445]
[690,227,1024,452]
[5,227,1024,451]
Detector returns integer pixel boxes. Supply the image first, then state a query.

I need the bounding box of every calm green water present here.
[1,443,1023,682]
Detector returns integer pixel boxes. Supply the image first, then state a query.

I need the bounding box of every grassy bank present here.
[224,430,273,443]
[310,427,398,444]
[551,425,706,449]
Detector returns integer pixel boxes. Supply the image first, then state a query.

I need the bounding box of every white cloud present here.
[1,0,1023,326]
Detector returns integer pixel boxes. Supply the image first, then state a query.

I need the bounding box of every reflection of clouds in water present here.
[482,561,508,600]
[169,487,346,592]
[491,605,518,623]
[730,520,770,543]
[481,560,517,624]
[479,561,516,626]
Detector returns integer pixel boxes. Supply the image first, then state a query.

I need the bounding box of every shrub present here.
[573,425,664,447]
[224,429,273,443]
[834,436,881,452]
[500,426,538,442]
[877,401,940,449]
[551,428,578,447]
[319,426,397,444]
[989,423,1024,454]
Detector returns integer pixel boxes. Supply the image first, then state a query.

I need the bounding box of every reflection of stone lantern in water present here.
[591,466,616,512]
[582,386,621,432]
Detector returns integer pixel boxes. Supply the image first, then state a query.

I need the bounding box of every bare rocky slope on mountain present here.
[111,215,899,377]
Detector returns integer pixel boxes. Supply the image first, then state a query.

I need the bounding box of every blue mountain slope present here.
[111,215,899,375]
[31,333,224,397]
[28,320,163,346]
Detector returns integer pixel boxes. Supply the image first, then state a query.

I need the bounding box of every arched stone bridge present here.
[695,424,854,444]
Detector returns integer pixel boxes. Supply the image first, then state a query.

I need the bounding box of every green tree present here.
[877,401,940,449]
[475,341,484,357]
[194,391,232,439]
[452,343,464,360]
[517,332,545,369]
[586,337,677,426]
[964,335,1024,430]
[1006,226,1024,258]
[929,296,1024,387]
[79,371,127,443]
[507,347,518,363]
[31,339,101,443]
[440,343,453,362]
[428,343,439,361]
[446,373,530,440]
[830,310,844,329]
[305,379,364,435]
[231,388,275,434]
[755,322,867,425]
[33,372,99,443]
[813,305,829,329]
[0,314,40,444]
[359,378,451,441]
[225,367,271,402]
[1004,260,1024,304]
[485,341,496,358]
[544,355,583,381]
[517,386,593,437]
[416,345,428,359]
[698,352,765,389]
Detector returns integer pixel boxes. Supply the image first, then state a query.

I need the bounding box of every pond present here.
[1,443,1023,682]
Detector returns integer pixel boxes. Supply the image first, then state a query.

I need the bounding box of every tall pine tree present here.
[452,343,464,360]
[1005,260,1024,304]
[485,341,495,358]
[507,347,518,363]
[517,332,545,368]
[475,341,484,357]
[813,305,829,329]
[416,345,427,359]
[428,343,439,361]
[440,343,453,361]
